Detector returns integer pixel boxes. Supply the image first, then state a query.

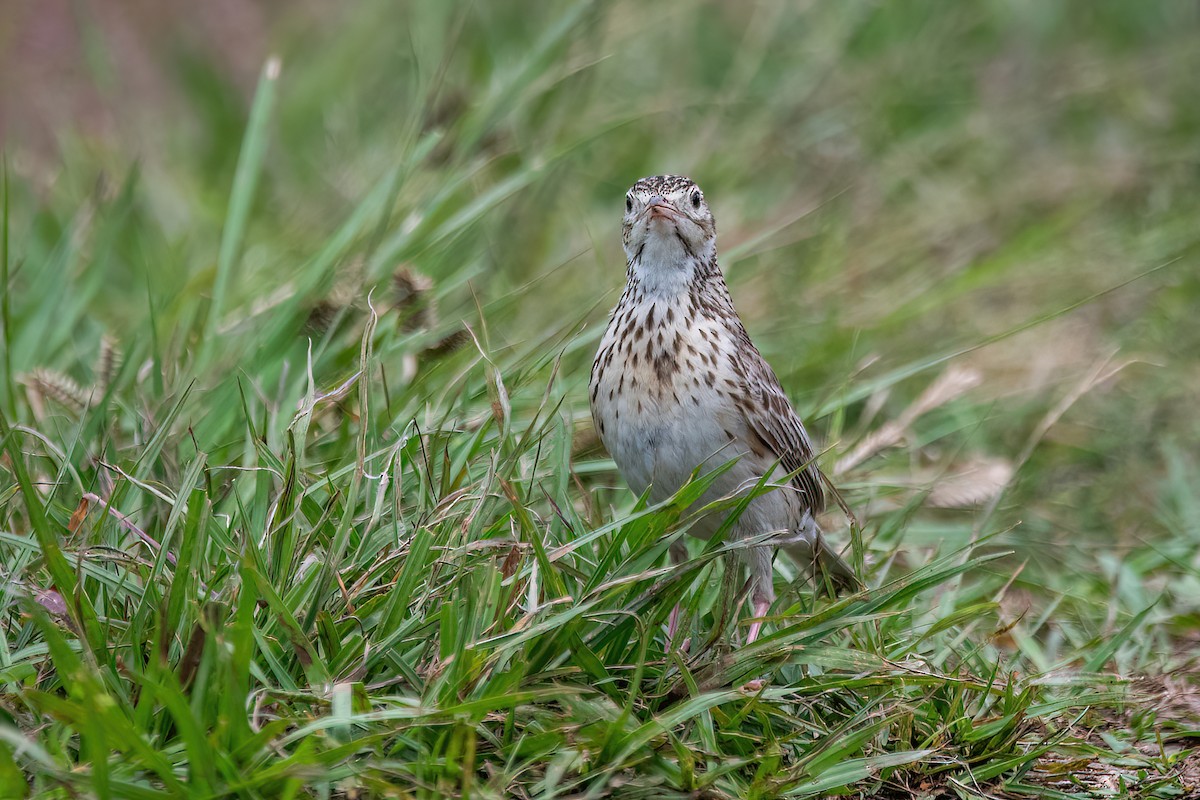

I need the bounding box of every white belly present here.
[602,395,800,542]
[590,297,806,541]
[592,358,792,535]
[604,392,741,497]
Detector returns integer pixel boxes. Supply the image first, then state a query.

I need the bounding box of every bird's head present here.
[622,175,716,291]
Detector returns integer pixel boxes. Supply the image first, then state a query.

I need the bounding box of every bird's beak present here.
[643,195,679,223]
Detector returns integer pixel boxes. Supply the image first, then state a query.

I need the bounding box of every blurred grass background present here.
[2,0,1199,797]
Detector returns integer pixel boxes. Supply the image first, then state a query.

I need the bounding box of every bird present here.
[589,174,859,644]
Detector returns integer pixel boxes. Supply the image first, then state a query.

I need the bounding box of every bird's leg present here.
[745,598,771,644]
[667,604,683,641]
[744,546,776,644]
[739,550,777,693]
[666,539,690,651]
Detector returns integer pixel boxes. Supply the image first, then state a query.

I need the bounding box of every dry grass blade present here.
[80,491,176,565]
[835,365,982,476]
[974,351,1135,536]
[926,456,1014,509]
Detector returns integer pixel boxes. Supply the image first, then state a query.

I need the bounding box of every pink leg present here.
[745,545,776,644]
[745,598,771,644]
[667,603,682,641]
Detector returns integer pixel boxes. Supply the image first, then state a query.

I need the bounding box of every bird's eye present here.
[625,194,633,213]
[690,189,702,209]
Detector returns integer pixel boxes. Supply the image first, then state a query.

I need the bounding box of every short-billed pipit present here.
[589,175,858,644]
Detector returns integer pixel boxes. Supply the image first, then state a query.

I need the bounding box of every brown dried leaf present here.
[67,496,91,533]
[500,544,522,579]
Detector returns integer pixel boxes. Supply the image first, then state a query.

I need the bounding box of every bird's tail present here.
[781,517,861,596]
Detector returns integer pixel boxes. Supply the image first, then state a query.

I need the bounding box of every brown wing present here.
[732,343,826,514]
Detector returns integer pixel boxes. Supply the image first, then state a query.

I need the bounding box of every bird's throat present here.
[630,233,698,299]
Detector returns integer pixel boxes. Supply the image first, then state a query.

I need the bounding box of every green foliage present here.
[1,1,1197,797]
